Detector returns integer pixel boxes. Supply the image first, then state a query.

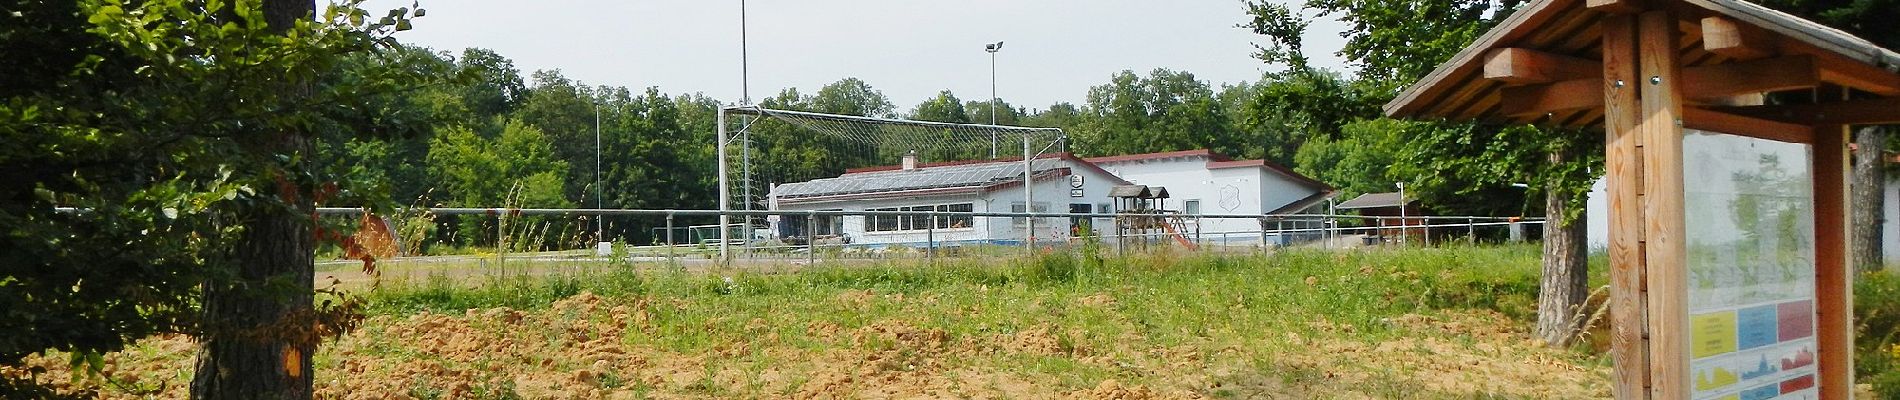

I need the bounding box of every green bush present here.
[1857,272,1900,397]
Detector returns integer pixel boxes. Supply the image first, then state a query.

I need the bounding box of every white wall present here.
[771,164,1123,247]
[1885,175,1900,265]
[1098,156,1325,238]
[983,164,1124,243]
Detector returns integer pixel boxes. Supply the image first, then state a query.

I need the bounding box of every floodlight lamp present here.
[986,41,1004,53]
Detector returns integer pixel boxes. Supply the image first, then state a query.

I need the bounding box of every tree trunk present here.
[191,0,317,399]
[1852,126,1886,273]
[191,204,316,399]
[1535,150,1590,347]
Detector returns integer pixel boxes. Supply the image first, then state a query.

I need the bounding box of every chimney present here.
[902,150,918,171]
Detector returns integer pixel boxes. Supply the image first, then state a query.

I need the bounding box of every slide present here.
[1159,218,1200,250]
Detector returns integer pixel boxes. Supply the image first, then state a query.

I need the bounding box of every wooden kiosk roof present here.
[1387,0,1900,132]
[1385,0,1900,398]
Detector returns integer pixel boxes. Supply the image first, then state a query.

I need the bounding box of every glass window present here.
[1012,202,1048,226]
[1185,200,1202,215]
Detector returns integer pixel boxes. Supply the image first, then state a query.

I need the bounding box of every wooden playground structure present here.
[1108,185,1199,250]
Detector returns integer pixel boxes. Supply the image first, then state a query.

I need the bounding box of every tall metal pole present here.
[595,103,604,246]
[1396,182,1407,246]
[1023,132,1034,251]
[716,109,730,261]
[985,41,1002,159]
[740,0,749,105]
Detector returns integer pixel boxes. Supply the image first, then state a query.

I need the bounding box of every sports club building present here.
[766,149,1335,248]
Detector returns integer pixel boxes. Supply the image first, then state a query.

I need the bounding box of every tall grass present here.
[364,244,1554,335]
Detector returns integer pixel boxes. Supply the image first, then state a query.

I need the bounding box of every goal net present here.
[716,105,1068,258]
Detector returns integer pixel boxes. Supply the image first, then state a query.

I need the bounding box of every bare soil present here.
[9,291,1613,399]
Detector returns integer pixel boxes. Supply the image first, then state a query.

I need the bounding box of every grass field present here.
[12,245,1652,398]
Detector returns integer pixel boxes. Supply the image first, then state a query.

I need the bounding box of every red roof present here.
[845,152,1068,174]
[1082,149,1231,164]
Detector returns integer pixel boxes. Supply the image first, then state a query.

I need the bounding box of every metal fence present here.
[310,207,1547,271]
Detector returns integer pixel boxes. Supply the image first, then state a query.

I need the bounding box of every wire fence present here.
[307,207,1547,276]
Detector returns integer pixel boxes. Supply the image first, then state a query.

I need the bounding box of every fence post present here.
[665,212,675,265]
[497,210,507,273]
[1468,217,1476,245]
[926,210,936,263]
[807,210,817,266]
[1423,217,1431,247]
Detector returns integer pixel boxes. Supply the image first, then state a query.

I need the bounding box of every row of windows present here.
[865,203,975,232]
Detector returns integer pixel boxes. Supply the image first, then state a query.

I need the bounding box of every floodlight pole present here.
[595,103,604,246]
[716,108,730,261]
[986,41,1003,159]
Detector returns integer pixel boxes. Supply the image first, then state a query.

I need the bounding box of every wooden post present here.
[1637,10,1690,400]
[1813,121,1853,399]
[1601,13,1651,400]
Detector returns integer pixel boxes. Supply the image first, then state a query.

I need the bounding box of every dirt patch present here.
[14,293,1610,399]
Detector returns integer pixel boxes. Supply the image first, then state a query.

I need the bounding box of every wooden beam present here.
[1600,13,1650,400]
[1680,55,1819,100]
[1710,96,1900,125]
[1680,107,1813,143]
[1768,25,1900,96]
[1818,59,1900,97]
[1483,48,1600,84]
[1588,0,1647,14]
[1813,121,1853,400]
[1701,16,1776,60]
[1500,79,1600,117]
[1499,55,1821,116]
[1638,10,1690,400]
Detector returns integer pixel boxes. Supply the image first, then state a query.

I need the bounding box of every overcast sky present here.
[366,0,1350,111]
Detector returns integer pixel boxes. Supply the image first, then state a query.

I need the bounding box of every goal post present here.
[715,105,1067,261]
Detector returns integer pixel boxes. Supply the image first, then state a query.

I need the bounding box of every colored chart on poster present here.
[1681,131,1820,400]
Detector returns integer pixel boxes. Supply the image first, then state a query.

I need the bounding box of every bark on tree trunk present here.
[1851,125,1886,273]
[191,204,316,399]
[191,0,317,399]
[1535,149,1590,347]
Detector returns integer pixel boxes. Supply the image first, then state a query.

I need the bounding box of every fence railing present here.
[304,207,1546,269]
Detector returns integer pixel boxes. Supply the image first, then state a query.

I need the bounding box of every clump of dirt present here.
[988,323,1079,356]
[1272,310,1610,398]
[1078,293,1118,308]
[834,289,876,309]
[1067,379,1163,399]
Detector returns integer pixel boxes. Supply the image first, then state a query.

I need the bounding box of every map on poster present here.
[1682,130,1819,400]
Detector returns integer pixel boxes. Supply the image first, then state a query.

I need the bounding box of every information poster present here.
[1682,130,1819,400]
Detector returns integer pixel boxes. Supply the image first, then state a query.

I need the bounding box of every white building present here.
[768,149,1335,247]
[1086,150,1336,243]
[768,153,1127,248]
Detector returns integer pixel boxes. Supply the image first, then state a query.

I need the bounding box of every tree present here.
[1073,69,1234,157]
[811,77,896,118]
[910,90,971,123]
[1246,0,1594,346]
[963,99,1021,126]
[1,0,433,396]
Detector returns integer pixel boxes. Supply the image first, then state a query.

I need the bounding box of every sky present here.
[364,0,1351,111]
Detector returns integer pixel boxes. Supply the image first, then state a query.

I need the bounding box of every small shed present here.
[1386,0,1900,397]
[1334,192,1425,242]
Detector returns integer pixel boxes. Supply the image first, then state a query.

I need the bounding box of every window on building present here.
[1184,200,1202,215]
[1097,203,1113,214]
[936,203,973,229]
[1011,202,1049,226]
[864,203,974,232]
